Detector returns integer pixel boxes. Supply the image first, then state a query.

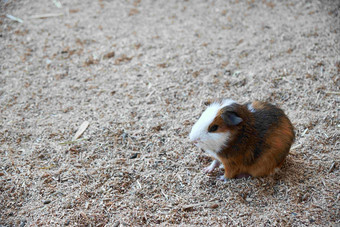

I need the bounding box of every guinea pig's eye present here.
[209,124,218,132]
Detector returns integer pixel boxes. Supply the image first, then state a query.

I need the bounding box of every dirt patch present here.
[0,0,339,226]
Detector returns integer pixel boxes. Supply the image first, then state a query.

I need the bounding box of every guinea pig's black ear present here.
[221,111,243,126]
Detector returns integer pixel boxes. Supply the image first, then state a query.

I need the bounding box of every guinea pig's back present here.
[246,101,295,175]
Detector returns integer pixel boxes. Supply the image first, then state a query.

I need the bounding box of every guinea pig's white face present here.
[189,99,235,153]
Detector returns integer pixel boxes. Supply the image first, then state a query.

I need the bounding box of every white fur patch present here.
[189,99,235,154]
[247,103,256,113]
[221,99,235,108]
[206,150,221,161]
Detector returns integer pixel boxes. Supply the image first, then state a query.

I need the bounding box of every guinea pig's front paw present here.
[203,160,220,174]
[217,175,228,182]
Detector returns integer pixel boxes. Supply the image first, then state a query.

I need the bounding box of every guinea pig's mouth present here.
[192,140,209,152]
[193,141,201,147]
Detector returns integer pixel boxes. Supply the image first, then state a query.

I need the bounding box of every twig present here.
[30,13,64,19]
[6,14,23,23]
[328,162,336,173]
[291,144,302,150]
[182,202,219,210]
[136,180,142,189]
[301,128,308,136]
[315,92,321,104]
[161,189,168,200]
[325,91,340,95]
[182,202,206,210]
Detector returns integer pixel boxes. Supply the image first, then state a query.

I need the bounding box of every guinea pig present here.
[189,99,295,180]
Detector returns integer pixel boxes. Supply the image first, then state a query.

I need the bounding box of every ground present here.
[0,0,339,226]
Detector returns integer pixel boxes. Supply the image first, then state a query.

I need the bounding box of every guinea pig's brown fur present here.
[210,101,295,179]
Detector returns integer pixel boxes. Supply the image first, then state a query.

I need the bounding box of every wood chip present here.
[103,51,115,59]
[73,121,89,140]
[210,203,219,209]
[129,153,139,159]
[129,8,140,16]
[52,0,62,8]
[43,200,51,204]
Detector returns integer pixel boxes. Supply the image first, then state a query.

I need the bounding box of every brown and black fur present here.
[209,101,295,179]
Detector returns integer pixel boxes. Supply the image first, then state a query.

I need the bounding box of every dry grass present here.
[0,0,339,226]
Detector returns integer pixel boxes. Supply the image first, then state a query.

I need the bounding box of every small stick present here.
[291,144,302,150]
[328,162,336,173]
[182,202,206,210]
[6,14,23,23]
[176,174,182,182]
[30,13,64,19]
[315,92,321,104]
[301,128,308,136]
[182,202,219,210]
[325,91,340,95]
[161,189,168,200]
[136,180,142,189]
